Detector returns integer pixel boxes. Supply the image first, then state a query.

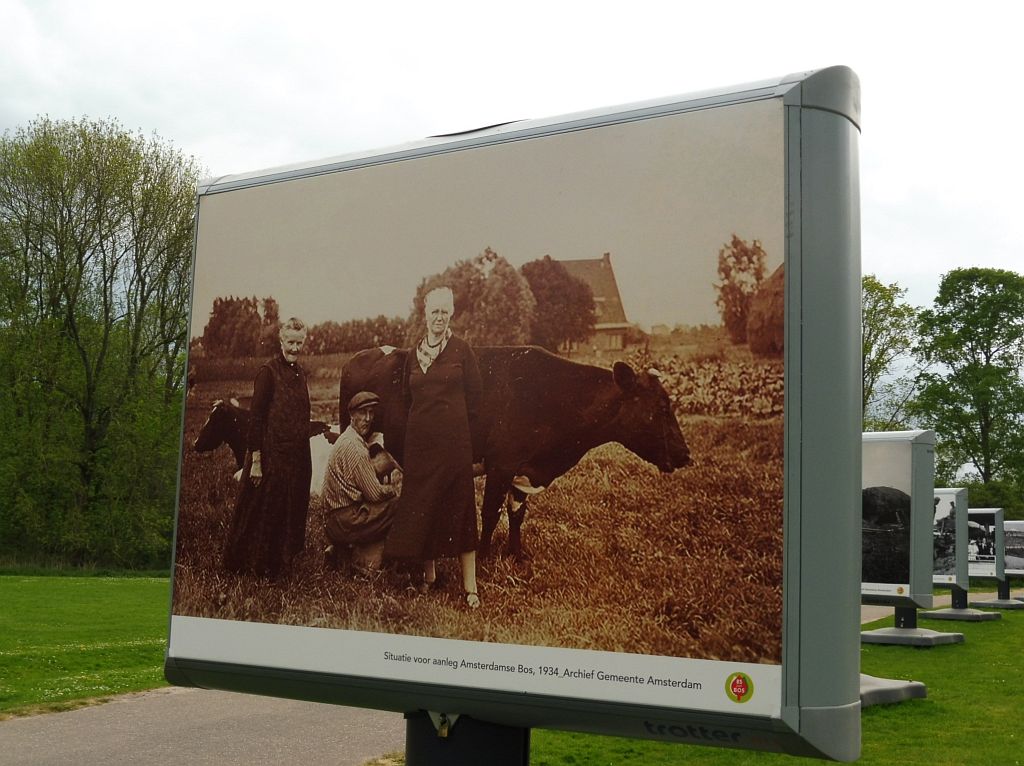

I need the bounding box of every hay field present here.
[173,335,783,664]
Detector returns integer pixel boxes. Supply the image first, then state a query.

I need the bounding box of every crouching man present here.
[321,391,401,573]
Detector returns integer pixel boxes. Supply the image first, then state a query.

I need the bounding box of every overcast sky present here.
[2,0,1021,325]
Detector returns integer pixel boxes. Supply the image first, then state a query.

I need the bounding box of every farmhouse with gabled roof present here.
[556,252,631,351]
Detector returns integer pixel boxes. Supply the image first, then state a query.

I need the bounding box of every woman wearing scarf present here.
[384,286,483,608]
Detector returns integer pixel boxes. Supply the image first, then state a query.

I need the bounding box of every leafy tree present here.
[862,275,922,430]
[306,315,408,354]
[201,296,264,357]
[714,235,766,344]
[0,116,199,566]
[520,255,596,351]
[960,479,1024,520]
[408,247,535,346]
[912,268,1024,484]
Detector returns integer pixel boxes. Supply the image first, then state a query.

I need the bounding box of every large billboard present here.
[166,67,862,761]
[967,509,1005,580]
[933,488,969,589]
[861,431,935,608]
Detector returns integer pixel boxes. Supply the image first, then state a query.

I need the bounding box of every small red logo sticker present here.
[725,672,754,703]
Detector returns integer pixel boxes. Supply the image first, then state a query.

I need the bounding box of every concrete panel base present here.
[860,627,964,646]
[859,674,927,707]
[919,607,1001,622]
[969,598,1024,610]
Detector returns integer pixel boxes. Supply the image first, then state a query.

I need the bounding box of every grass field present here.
[0,576,169,718]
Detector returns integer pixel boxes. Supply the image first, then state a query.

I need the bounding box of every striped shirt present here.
[320,426,394,509]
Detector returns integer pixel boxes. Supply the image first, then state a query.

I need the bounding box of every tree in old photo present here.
[714,234,766,344]
[520,254,596,352]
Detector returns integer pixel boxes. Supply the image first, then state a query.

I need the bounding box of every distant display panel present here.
[967,509,1005,580]
[932,488,968,588]
[1006,520,1024,577]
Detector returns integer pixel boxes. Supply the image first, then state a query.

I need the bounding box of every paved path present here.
[0,686,404,766]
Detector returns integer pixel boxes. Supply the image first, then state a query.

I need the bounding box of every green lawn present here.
[0,576,170,717]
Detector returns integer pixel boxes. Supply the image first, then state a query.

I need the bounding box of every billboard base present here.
[859,675,926,708]
[861,606,964,644]
[919,608,1001,622]
[860,627,963,646]
[969,598,1024,610]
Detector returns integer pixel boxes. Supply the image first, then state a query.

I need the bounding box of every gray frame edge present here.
[783,66,861,130]
[781,66,863,762]
[997,510,1006,580]
[164,196,206,661]
[163,657,843,760]
[195,72,831,197]
[911,435,937,606]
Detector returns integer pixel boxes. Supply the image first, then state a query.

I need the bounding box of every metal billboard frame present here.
[166,66,862,761]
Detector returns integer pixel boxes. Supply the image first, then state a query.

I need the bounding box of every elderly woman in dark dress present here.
[224,317,312,578]
[384,287,482,608]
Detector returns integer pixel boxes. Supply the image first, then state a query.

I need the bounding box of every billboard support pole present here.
[951,585,968,609]
[893,607,916,630]
[404,711,530,765]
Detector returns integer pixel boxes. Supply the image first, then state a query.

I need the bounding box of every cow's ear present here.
[612,362,637,393]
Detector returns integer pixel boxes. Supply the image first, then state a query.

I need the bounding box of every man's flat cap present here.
[348,391,381,412]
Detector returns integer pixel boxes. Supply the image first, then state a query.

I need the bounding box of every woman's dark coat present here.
[384,334,482,560]
[224,353,312,577]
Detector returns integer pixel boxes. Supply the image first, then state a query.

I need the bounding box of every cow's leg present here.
[479,470,513,558]
[506,488,529,560]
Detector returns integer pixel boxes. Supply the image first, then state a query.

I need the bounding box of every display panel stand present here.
[970,580,1024,610]
[405,711,530,766]
[920,585,1001,622]
[859,674,926,707]
[860,606,963,646]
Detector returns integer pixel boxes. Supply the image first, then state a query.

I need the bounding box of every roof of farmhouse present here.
[556,252,629,325]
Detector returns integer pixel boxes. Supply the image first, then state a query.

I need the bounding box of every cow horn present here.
[647,367,663,379]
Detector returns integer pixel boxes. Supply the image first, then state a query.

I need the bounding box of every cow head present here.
[609,362,691,472]
[193,399,247,468]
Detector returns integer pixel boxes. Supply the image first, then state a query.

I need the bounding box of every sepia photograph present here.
[171,98,786,670]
